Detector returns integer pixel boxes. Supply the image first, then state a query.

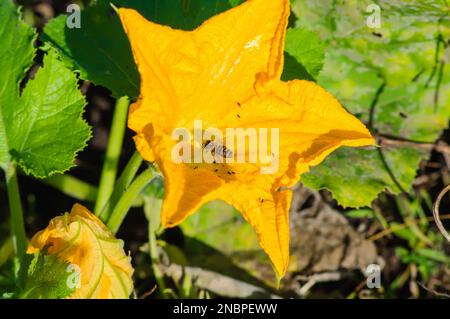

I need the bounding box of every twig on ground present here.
[413,172,441,187]
[417,281,450,298]
[368,81,386,129]
[433,184,450,242]
[140,285,157,299]
[295,271,350,297]
[376,135,450,155]
[438,141,450,172]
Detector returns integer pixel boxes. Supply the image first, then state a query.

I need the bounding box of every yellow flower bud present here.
[27,204,134,299]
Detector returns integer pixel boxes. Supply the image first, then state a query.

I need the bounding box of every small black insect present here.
[372,32,382,38]
[203,140,233,159]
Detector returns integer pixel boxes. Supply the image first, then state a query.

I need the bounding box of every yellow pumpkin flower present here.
[27,204,134,299]
[119,0,375,278]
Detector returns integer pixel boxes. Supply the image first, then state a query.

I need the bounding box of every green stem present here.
[99,151,143,222]
[148,223,167,298]
[94,96,130,215]
[107,168,155,234]
[0,237,14,267]
[5,164,27,260]
[143,194,166,297]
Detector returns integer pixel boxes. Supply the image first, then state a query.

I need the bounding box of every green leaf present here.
[298,0,450,207]
[0,259,17,297]
[0,1,91,178]
[345,208,374,219]
[115,0,238,30]
[11,50,91,178]
[391,223,419,247]
[415,248,450,264]
[3,50,91,178]
[0,0,36,170]
[41,0,240,99]
[42,3,140,99]
[282,28,325,81]
[303,147,426,208]
[18,252,76,299]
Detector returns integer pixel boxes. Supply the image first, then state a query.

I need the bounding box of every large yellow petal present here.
[194,0,290,97]
[119,0,290,151]
[119,8,190,135]
[216,179,292,278]
[231,79,375,186]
